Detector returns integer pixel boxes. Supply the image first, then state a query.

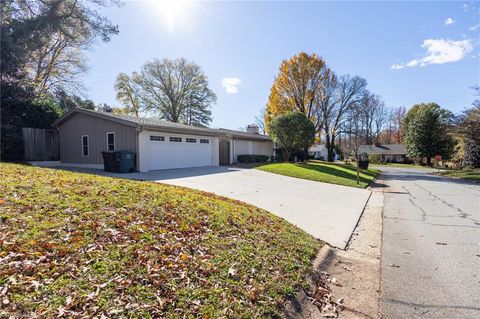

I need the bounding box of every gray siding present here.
[58,113,137,164]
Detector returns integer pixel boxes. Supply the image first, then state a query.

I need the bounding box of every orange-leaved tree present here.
[264,52,330,132]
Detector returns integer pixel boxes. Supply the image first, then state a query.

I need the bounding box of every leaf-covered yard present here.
[256,161,379,188]
[0,163,322,318]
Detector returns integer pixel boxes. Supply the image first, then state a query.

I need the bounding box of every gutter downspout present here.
[232,138,235,164]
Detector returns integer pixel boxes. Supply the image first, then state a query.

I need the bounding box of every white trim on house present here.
[106,132,115,151]
[81,135,89,157]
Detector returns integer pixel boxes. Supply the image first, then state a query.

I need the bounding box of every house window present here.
[186,138,197,143]
[169,137,182,142]
[199,139,209,144]
[82,135,89,157]
[107,132,115,151]
[150,135,165,141]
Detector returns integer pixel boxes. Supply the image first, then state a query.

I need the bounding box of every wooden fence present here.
[22,128,60,161]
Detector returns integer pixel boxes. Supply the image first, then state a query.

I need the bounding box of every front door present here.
[219,140,230,165]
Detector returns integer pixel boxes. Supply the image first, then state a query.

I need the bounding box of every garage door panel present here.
[143,132,213,170]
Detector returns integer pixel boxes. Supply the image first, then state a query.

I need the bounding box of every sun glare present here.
[153,0,192,32]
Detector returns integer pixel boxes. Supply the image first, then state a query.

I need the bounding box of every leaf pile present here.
[0,163,322,318]
[310,272,344,318]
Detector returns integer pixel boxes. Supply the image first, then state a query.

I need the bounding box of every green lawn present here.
[256,160,379,188]
[370,163,428,169]
[437,168,480,181]
[0,163,322,318]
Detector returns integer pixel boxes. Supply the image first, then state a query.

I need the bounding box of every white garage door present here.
[141,132,214,171]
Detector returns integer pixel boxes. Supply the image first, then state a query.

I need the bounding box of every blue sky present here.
[84,0,479,130]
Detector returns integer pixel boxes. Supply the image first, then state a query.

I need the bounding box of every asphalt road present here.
[378,167,480,319]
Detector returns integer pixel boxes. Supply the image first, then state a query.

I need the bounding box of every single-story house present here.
[308,144,339,161]
[52,108,273,172]
[358,143,406,162]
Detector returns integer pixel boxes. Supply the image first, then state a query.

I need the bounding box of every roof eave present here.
[231,135,272,141]
[52,108,138,128]
[140,125,223,137]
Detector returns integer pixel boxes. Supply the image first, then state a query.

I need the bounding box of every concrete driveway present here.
[88,166,371,249]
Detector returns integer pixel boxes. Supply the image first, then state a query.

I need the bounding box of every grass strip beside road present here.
[437,168,480,181]
[256,160,379,188]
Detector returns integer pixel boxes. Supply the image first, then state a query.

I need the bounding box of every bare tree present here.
[383,108,396,144]
[357,93,387,144]
[10,0,120,95]
[30,32,88,94]
[255,108,267,134]
[114,72,142,116]
[394,106,407,143]
[139,58,216,126]
[316,74,367,161]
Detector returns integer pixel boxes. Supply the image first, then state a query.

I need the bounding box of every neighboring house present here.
[52,108,273,172]
[308,144,339,161]
[358,143,407,162]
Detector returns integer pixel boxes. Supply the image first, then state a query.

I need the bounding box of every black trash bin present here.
[358,160,369,169]
[114,150,136,173]
[102,151,117,172]
[358,152,369,170]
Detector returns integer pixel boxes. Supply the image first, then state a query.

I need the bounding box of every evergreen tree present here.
[403,103,455,166]
[462,106,480,168]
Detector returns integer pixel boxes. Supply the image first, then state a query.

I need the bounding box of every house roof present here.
[358,144,406,155]
[217,128,272,141]
[53,108,272,141]
[308,144,327,152]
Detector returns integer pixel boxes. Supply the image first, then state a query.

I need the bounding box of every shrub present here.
[1,85,61,162]
[274,148,309,162]
[368,154,382,164]
[267,112,315,162]
[237,154,270,163]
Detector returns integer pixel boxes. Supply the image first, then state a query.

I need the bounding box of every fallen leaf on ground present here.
[389,264,400,268]
[227,265,236,277]
[330,278,342,287]
[310,272,345,317]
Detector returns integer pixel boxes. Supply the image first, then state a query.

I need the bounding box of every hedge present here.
[237,154,270,163]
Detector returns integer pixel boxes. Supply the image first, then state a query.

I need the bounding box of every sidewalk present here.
[284,179,385,318]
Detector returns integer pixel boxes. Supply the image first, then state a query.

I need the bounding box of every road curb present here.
[283,244,334,318]
[341,190,373,250]
[312,244,335,271]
